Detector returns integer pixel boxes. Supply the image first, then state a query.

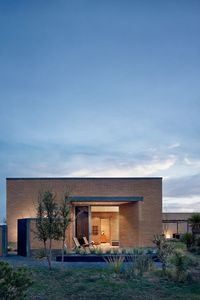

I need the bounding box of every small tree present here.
[35,191,60,269]
[35,200,49,258]
[153,234,174,274]
[59,192,71,262]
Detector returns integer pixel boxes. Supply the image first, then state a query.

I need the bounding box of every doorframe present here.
[74,205,90,242]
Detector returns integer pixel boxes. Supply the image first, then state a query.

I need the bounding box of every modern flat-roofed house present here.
[7,177,162,252]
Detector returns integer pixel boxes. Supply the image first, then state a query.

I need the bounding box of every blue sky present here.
[0,0,200,221]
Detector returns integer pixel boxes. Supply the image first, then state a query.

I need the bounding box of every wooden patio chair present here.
[73,237,91,249]
[83,236,96,248]
[73,237,83,249]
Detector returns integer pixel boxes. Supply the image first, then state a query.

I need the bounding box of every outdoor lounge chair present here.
[73,237,83,249]
[73,237,95,250]
[83,236,96,248]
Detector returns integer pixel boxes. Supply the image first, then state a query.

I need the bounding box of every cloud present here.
[163,196,200,212]
[184,156,200,167]
[168,143,180,149]
[164,173,200,198]
[70,155,176,177]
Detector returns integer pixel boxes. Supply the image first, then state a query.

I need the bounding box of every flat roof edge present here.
[6,177,162,180]
[71,196,143,202]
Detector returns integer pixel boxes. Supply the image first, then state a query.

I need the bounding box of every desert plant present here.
[196,237,200,247]
[136,254,153,276]
[171,250,188,281]
[7,242,16,252]
[133,248,144,255]
[189,213,200,243]
[121,248,127,254]
[74,247,87,255]
[153,234,174,274]
[104,248,112,255]
[89,247,96,254]
[94,247,103,255]
[0,261,32,299]
[125,254,153,278]
[104,255,125,273]
[112,248,119,255]
[181,232,193,250]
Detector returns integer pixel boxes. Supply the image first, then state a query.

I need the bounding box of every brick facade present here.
[7,177,162,249]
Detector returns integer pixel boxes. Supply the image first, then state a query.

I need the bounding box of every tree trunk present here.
[62,238,65,262]
[44,241,51,269]
[48,238,52,270]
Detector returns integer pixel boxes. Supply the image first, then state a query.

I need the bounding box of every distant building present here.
[162,213,194,239]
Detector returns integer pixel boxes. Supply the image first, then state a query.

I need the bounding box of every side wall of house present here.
[119,202,139,247]
[138,179,162,246]
[119,179,162,247]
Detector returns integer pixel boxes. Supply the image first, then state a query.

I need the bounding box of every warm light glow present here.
[91,206,119,212]
[165,233,171,239]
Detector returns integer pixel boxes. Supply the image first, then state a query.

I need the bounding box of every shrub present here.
[189,246,200,255]
[0,261,32,300]
[153,234,174,274]
[125,254,153,278]
[196,237,200,247]
[7,242,17,252]
[181,233,193,249]
[104,248,112,255]
[33,248,46,259]
[89,247,96,254]
[189,213,200,244]
[121,248,127,254]
[75,247,87,255]
[171,250,188,282]
[112,248,119,255]
[94,247,103,255]
[104,255,125,273]
[136,254,153,276]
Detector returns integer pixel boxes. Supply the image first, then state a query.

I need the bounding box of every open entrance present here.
[91,206,119,247]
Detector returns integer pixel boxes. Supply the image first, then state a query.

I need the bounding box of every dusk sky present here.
[0,1,200,221]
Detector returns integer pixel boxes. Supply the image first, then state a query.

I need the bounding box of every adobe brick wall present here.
[29,220,63,250]
[138,178,163,246]
[119,202,139,247]
[119,179,162,247]
[7,177,162,248]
